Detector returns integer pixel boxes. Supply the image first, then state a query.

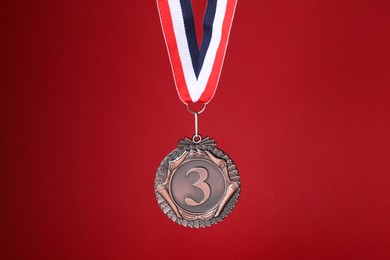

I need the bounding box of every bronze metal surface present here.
[154,137,240,228]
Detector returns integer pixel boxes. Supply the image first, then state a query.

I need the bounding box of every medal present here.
[155,0,240,228]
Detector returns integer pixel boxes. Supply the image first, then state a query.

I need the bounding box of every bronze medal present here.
[155,0,240,228]
[154,137,240,228]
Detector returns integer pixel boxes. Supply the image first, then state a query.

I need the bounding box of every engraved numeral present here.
[184,167,211,206]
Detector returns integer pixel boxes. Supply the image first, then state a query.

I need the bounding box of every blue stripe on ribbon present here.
[180,0,217,78]
[198,0,217,77]
[180,0,199,75]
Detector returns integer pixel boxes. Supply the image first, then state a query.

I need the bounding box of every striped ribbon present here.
[157,0,238,104]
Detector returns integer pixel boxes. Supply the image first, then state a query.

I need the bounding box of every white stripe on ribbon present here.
[168,0,228,102]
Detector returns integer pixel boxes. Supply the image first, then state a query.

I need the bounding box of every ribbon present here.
[157,0,238,104]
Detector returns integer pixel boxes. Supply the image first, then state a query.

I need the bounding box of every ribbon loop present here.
[157,0,238,104]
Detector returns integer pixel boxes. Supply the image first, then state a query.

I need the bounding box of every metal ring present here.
[192,134,202,143]
[186,103,206,115]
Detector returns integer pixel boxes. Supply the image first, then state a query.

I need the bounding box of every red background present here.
[2,0,390,259]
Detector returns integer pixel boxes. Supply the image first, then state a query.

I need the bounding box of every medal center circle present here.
[170,159,226,213]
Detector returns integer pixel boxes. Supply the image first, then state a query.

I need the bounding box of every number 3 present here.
[185,167,211,206]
